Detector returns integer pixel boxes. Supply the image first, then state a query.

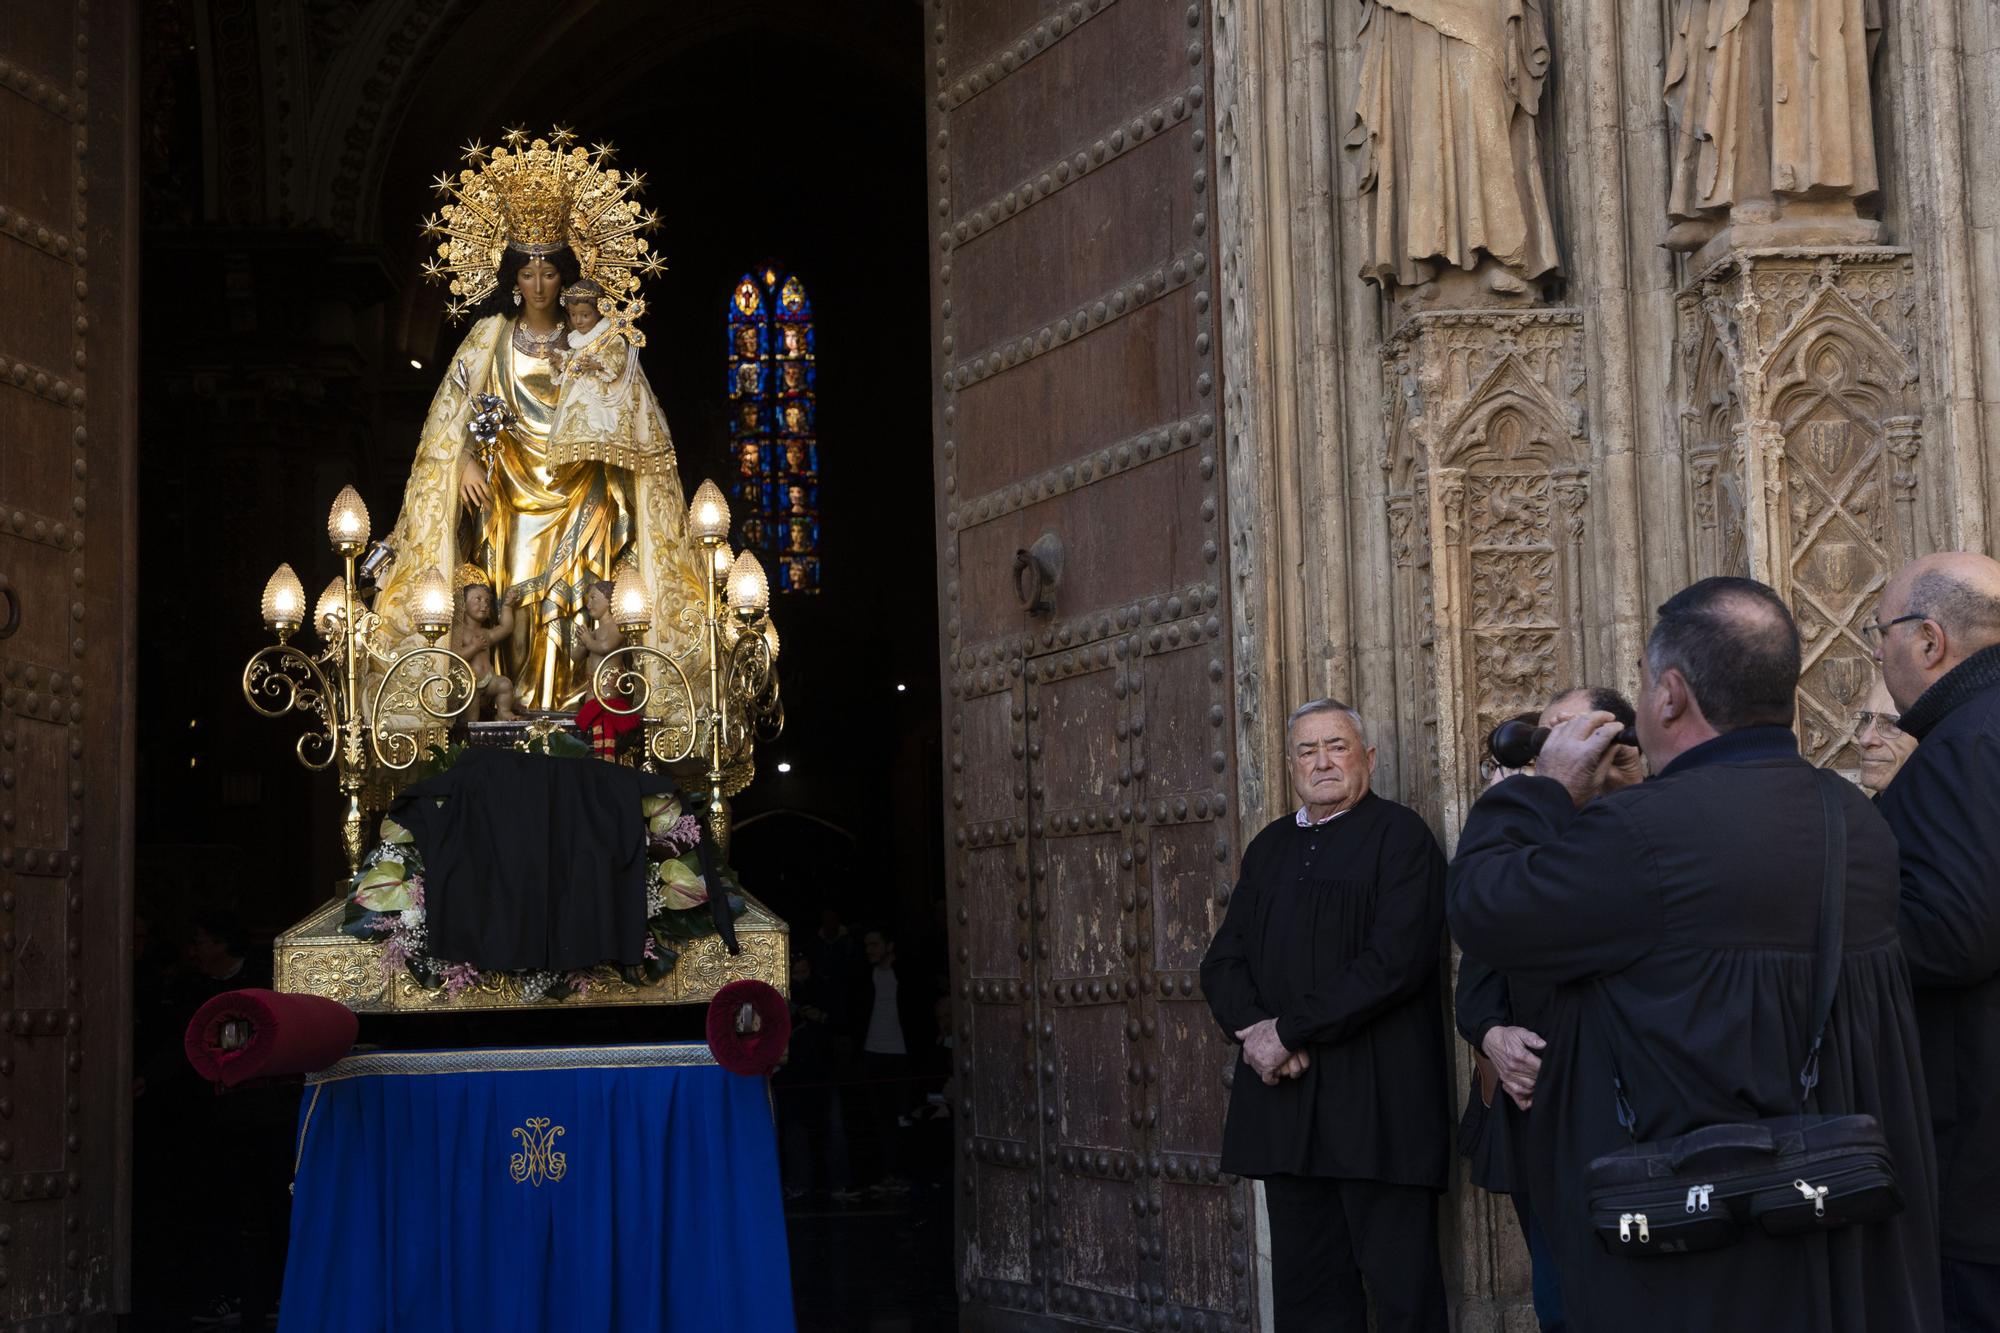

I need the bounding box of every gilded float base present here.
[273,892,790,1013]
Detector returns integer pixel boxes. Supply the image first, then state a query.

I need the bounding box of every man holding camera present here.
[1872,551,2000,1330]
[1202,699,1450,1333]
[1457,686,1642,1333]
[1448,577,1939,1331]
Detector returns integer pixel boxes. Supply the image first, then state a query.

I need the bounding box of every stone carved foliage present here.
[1469,547,1556,625]
[1466,471,1552,549]
[1470,631,1560,731]
[1678,251,1921,769]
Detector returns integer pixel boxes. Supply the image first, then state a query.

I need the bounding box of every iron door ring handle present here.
[0,577,16,640]
[1013,532,1064,617]
[1013,550,1043,613]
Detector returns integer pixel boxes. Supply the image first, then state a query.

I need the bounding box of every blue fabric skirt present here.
[278,1044,795,1332]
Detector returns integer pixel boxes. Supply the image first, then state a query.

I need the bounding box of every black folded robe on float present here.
[389,747,676,973]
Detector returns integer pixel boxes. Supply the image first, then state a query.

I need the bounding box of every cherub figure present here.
[451,564,519,722]
[569,579,623,698]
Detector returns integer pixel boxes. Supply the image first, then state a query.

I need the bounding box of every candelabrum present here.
[589,479,784,849]
[242,486,476,876]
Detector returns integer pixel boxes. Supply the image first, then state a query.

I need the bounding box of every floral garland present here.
[339,746,744,1003]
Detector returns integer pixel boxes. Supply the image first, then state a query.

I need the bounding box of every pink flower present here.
[643,935,661,961]
[565,969,594,998]
[670,815,703,848]
[378,936,411,984]
[439,962,480,998]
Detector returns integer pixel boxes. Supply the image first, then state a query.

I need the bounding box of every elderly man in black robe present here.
[1449,576,1941,1332]
[1201,699,1450,1333]
[1871,551,2000,1330]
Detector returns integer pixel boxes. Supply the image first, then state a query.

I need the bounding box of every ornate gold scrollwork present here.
[368,644,477,770]
[242,643,340,770]
[590,643,701,766]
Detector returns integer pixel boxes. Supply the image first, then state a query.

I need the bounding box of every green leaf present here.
[338,901,385,940]
[353,859,414,912]
[655,856,707,910]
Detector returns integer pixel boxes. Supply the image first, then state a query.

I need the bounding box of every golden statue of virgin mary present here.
[372,128,708,710]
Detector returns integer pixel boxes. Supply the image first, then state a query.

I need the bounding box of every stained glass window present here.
[725,265,818,593]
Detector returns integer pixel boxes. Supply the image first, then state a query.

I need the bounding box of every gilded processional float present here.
[241,128,790,1013]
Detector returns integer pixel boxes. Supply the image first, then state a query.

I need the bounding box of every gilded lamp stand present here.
[590,479,784,856]
[242,485,476,876]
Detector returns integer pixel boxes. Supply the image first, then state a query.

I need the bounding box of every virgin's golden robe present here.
[483,337,631,708]
[373,315,709,709]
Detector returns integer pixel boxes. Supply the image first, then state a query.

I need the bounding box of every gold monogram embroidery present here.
[509,1117,568,1186]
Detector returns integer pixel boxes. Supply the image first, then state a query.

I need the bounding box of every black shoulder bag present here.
[1583,771,1904,1255]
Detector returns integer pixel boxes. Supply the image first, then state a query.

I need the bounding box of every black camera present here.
[1487,717,1640,770]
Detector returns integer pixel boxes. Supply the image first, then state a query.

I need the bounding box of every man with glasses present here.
[1871,552,2000,1331]
[1202,699,1450,1333]
[1854,675,1916,795]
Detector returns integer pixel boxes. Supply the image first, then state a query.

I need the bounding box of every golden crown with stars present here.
[419,125,663,344]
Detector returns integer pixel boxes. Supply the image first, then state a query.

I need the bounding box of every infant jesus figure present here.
[451,564,519,722]
[551,278,630,445]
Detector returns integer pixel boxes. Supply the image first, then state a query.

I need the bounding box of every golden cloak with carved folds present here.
[371,314,709,711]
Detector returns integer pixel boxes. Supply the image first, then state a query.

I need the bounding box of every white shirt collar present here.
[566,320,611,351]
[1295,805,1349,828]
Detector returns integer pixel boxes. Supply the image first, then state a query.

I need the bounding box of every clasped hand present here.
[1234,1017,1309,1085]
[1481,1024,1546,1110]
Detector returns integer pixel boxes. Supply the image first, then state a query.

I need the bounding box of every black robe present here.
[391,747,671,972]
[1449,727,1942,1332]
[1876,641,2000,1266]
[1453,953,1519,1195]
[1200,792,1451,1189]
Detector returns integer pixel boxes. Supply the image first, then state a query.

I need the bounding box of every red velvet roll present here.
[183,988,358,1088]
[706,979,792,1077]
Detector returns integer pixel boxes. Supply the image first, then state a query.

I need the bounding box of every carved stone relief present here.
[1382,310,1588,837]
[1679,249,1921,769]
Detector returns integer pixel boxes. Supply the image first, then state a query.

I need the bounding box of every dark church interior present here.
[128,3,951,1327]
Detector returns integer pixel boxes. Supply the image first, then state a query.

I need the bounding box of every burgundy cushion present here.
[183,988,357,1088]
[706,979,792,1077]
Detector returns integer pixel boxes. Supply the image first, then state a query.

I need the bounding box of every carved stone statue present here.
[1664,0,1883,256]
[1347,0,1562,304]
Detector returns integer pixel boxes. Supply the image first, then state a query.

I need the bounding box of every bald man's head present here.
[1876,552,2000,710]
[1904,553,2000,645]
